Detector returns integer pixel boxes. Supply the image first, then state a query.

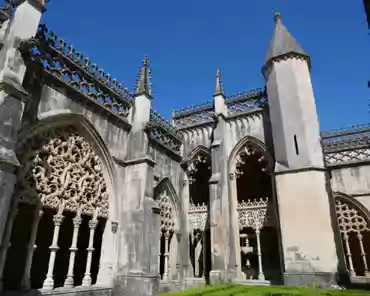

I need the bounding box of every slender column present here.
[357,233,369,277]
[20,207,43,290]
[158,233,162,276]
[162,232,170,281]
[82,216,98,287]
[343,234,356,277]
[0,205,19,288]
[42,206,65,291]
[255,229,265,281]
[64,213,82,288]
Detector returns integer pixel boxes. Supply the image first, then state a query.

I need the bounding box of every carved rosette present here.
[15,126,109,218]
[335,199,370,235]
[234,144,268,178]
[237,198,270,230]
[188,203,208,231]
[158,191,175,235]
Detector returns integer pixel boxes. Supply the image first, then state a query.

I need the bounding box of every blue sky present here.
[42,0,370,131]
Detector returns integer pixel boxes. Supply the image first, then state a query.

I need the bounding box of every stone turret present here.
[263,12,339,287]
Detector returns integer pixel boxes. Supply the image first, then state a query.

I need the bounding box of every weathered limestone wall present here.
[224,113,266,158]
[182,124,213,157]
[35,85,130,161]
[276,170,338,281]
[330,164,370,211]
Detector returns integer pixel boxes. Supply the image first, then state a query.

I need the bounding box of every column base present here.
[114,271,159,296]
[64,276,74,288]
[283,272,337,288]
[209,270,232,285]
[42,277,54,291]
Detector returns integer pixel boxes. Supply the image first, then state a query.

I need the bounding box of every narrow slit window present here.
[294,135,299,155]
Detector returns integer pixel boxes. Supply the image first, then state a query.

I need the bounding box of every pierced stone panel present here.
[15,126,109,218]
[237,198,270,230]
[335,198,370,235]
[188,203,208,231]
[158,191,175,234]
[186,152,210,184]
[325,149,370,166]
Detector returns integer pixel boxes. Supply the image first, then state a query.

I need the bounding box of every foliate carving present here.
[237,198,269,230]
[188,203,208,231]
[234,144,268,178]
[15,126,109,218]
[159,191,175,234]
[53,214,64,226]
[335,199,370,235]
[186,153,210,184]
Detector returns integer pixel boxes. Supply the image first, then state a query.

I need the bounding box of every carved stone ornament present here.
[158,191,175,235]
[234,144,268,178]
[237,198,269,230]
[335,199,370,235]
[14,125,109,218]
[186,153,210,184]
[188,203,208,231]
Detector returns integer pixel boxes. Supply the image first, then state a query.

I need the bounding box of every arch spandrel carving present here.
[15,125,109,218]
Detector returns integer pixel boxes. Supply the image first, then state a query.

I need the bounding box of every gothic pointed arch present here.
[2,113,118,291]
[154,178,180,280]
[154,177,179,216]
[333,192,370,277]
[228,135,273,179]
[185,145,212,279]
[16,112,118,221]
[186,145,211,184]
[228,135,280,281]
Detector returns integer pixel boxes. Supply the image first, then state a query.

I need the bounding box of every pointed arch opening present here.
[0,114,118,292]
[228,136,280,282]
[185,146,212,280]
[334,192,370,278]
[154,178,180,281]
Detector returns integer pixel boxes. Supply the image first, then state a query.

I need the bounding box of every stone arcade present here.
[0,1,370,296]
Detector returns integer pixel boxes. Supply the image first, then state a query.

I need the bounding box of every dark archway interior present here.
[4,205,106,291]
[236,149,281,282]
[189,157,212,280]
[345,231,370,277]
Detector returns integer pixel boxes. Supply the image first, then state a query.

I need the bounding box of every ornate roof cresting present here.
[226,87,267,115]
[19,24,134,121]
[135,56,153,98]
[145,109,183,155]
[321,123,370,166]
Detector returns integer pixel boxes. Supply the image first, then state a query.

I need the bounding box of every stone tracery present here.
[15,126,109,218]
[335,197,370,277]
[2,125,109,291]
[158,190,176,280]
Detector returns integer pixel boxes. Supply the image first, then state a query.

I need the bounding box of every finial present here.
[135,55,153,98]
[214,69,225,97]
[274,11,281,23]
